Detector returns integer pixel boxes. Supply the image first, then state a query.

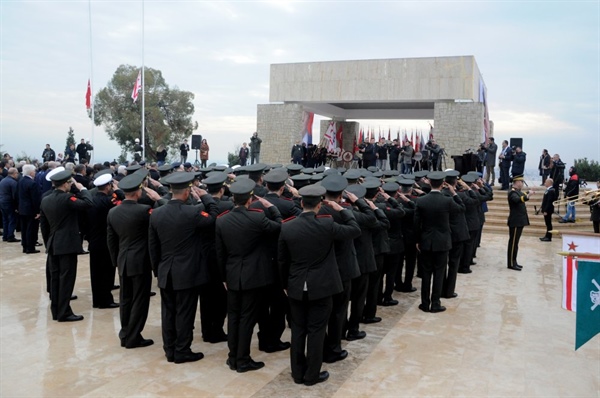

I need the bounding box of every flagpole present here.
[141,0,145,161]
[88,0,94,163]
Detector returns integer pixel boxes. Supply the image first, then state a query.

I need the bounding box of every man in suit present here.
[0,167,20,242]
[361,138,377,169]
[540,178,556,242]
[414,171,465,313]
[216,178,282,373]
[107,171,156,349]
[507,175,533,270]
[17,164,42,254]
[148,172,218,363]
[40,169,93,322]
[498,140,513,190]
[483,137,498,185]
[279,184,361,386]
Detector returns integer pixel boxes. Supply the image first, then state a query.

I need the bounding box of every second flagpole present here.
[141,0,145,161]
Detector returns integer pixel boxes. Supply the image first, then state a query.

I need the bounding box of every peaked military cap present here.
[371,171,384,178]
[461,174,478,184]
[399,173,415,180]
[345,183,367,199]
[298,184,326,198]
[93,173,113,187]
[171,162,182,169]
[158,163,174,172]
[344,169,362,181]
[382,182,400,193]
[213,165,227,172]
[50,169,72,184]
[229,178,255,195]
[310,174,324,182]
[203,172,228,187]
[162,172,195,189]
[414,170,429,178]
[383,169,400,177]
[321,175,348,193]
[362,177,382,189]
[323,168,340,176]
[125,164,142,172]
[512,175,525,182]
[263,168,289,184]
[427,171,446,181]
[397,179,415,187]
[119,172,146,192]
[367,166,379,172]
[46,167,65,182]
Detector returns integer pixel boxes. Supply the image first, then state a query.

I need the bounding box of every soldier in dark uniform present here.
[414,172,465,313]
[456,174,482,275]
[539,178,556,241]
[395,179,419,293]
[87,173,120,308]
[197,172,232,343]
[215,178,282,373]
[148,172,219,363]
[507,175,533,271]
[107,171,154,349]
[278,184,361,386]
[40,169,93,322]
[246,163,268,198]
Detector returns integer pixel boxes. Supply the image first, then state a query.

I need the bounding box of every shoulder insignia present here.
[317,214,332,219]
[341,202,351,207]
[282,196,293,201]
[114,200,122,206]
[200,211,210,218]
[217,210,230,218]
[69,196,77,202]
[282,216,296,223]
[248,208,264,213]
[148,208,153,215]
[386,207,391,211]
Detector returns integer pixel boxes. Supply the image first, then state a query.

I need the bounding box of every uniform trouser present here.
[381,252,400,300]
[420,250,448,309]
[459,231,477,272]
[444,242,463,297]
[160,283,199,358]
[257,283,288,348]
[199,281,227,341]
[544,214,553,239]
[251,153,260,165]
[500,165,510,189]
[1,206,16,240]
[119,268,151,347]
[227,287,262,367]
[472,225,483,258]
[594,221,599,233]
[485,166,496,184]
[347,273,368,332]
[20,214,38,252]
[49,253,77,321]
[89,248,115,307]
[324,279,351,360]
[289,294,332,383]
[507,226,524,268]
[396,244,417,289]
[363,255,384,319]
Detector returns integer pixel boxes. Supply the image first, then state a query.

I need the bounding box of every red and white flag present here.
[562,234,600,311]
[131,70,142,103]
[85,79,92,109]
[324,121,337,152]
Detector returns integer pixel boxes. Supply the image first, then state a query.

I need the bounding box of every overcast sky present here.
[1,1,598,169]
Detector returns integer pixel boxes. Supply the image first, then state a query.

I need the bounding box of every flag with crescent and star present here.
[575,260,600,349]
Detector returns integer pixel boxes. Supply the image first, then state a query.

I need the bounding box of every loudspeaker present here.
[191,134,202,150]
[510,138,523,150]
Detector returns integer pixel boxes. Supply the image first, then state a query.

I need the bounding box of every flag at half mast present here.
[131,70,142,103]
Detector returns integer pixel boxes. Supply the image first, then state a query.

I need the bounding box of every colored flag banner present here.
[324,121,337,152]
[479,79,490,143]
[562,234,600,311]
[336,123,343,148]
[301,111,314,145]
[575,260,600,350]
[85,79,92,109]
[131,69,142,103]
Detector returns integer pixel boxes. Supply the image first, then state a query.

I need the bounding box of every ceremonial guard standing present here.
[107,171,154,349]
[278,185,361,386]
[395,179,418,293]
[507,175,533,271]
[148,172,218,363]
[40,169,93,322]
[539,178,556,241]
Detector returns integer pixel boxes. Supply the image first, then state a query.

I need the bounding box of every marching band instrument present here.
[552,188,600,207]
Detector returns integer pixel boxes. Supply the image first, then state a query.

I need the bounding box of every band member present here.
[507,175,533,271]
[581,181,600,233]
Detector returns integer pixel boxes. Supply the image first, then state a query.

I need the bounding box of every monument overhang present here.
[287,100,436,120]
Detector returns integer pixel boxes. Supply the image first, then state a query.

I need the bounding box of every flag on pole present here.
[301,111,314,145]
[353,134,359,154]
[85,79,92,110]
[415,132,420,152]
[131,69,142,103]
[336,123,343,148]
[324,121,337,152]
[396,130,400,143]
[387,128,391,141]
[575,260,600,349]
[411,132,414,148]
[429,124,434,141]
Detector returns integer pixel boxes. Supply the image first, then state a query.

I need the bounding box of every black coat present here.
[349,200,379,274]
[250,192,302,219]
[541,187,556,215]
[415,191,465,252]
[87,192,115,252]
[107,200,152,276]
[511,152,526,176]
[278,210,361,301]
[40,189,93,255]
[318,204,361,281]
[148,196,218,290]
[376,197,405,254]
[507,189,530,227]
[442,188,471,242]
[17,175,41,216]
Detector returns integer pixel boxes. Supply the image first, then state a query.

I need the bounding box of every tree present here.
[93,64,198,161]
[574,158,600,182]
[228,145,241,167]
[65,127,75,150]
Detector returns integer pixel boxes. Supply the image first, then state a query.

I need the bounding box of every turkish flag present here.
[85,79,92,109]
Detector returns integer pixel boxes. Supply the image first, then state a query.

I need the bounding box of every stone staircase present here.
[482,186,594,237]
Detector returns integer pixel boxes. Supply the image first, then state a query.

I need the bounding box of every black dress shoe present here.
[260,341,291,353]
[539,237,552,242]
[361,316,382,324]
[507,265,522,271]
[78,250,89,255]
[70,295,78,300]
[443,293,458,299]
[149,291,157,297]
[470,260,477,265]
[226,358,236,371]
[381,298,399,306]
[120,339,126,347]
[304,371,329,386]
[430,306,446,313]
[418,304,430,312]
[204,332,228,344]
[323,349,348,364]
[112,285,120,290]
[458,269,472,274]
[94,303,119,309]
[400,286,417,293]
[174,351,204,364]
[25,249,41,254]
[293,377,304,384]
[58,314,84,322]
[6,238,20,243]
[558,219,568,223]
[126,338,154,349]
[35,242,43,247]
[237,359,265,373]
[346,330,366,341]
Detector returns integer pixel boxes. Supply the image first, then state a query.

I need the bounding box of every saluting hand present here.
[255,196,273,208]
[364,198,378,210]
[378,187,390,200]
[143,187,161,201]
[73,181,85,191]
[398,193,409,202]
[148,178,161,188]
[323,199,343,211]
[344,190,358,204]
[286,184,300,198]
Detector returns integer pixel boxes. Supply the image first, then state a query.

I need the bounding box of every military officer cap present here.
[203,172,228,189]
[414,170,429,179]
[315,165,326,173]
[205,170,222,178]
[345,183,367,199]
[50,169,73,185]
[337,167,347,174]
[125,164,142,173]
[383,177,397,183]
[310,174,324,182]
[461,174,478,184]
[298,184,326,199]
[213,165,227,172]
[290,173,312,189]
[321,174,348,194]
[172,162,182,169]
[199,166,213,173]
[362,177,382,189]
[382,182,400,194]
[263,168,289,184]
[234,165,247,175]
[359,169,373,178]
[323,168,340,176]
[371,171,384,178]
[158,163,174,172]
[427,171,446,182]
[270,163,283,169]
[383,170,400,177]
[512,175,525,182]
[93,173,113,187]
[367,166,379,172]
[119,172,146,192]
[139,161,146,166]
[301,168,315,175]
[183,162,192,169]
[46,166,66,182]
[397,178,415,187]
[399,173,415,180]
[285,163,304,176]
[467,171,481,177]
[229,178,255,196]
[133,168,149,177]
[246,163,267,178]
[344,169,362,181]
[234,174,250,180]
[95,168,113,178]
[444,169,460,183]
[162,172,195,189]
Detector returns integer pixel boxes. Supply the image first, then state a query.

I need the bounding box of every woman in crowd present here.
[200,139,209,168]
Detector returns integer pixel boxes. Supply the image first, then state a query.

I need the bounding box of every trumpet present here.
[553,188,600,207]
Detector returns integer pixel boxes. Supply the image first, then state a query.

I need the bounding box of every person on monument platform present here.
[539,178,556,242]
[361,138,377,169]
[249,132,262,165]
[76,139,89,163]
[388,140,400,171]
[239,143,249,166]
[425,139,442,171]
[559,166,579,224]
[200,139,210,168]
[507,175,533,271]
[156,145,167,166]
[582,181,600,233]
[538,149,551,185]
[483,137,497,185]
[498,140,513,190]
[376,138,388,170]
[42,144,56,163]
[291,141,304,164]
[400,140,414,174]
[179,139,190,164]
[510,147,526,178]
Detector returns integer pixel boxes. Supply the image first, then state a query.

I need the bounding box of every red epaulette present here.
[317,214,332,219]
[248,208,263,213]
[341,202,351,207]
[282,216,296,223]
[281,196,293,201]
[386,207,391,211]
[148,208,153,215]
[69,196,77,202]
[200,211,210,218]
[217,210,230,218]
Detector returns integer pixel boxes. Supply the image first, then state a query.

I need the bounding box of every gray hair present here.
[22,164,36,176]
